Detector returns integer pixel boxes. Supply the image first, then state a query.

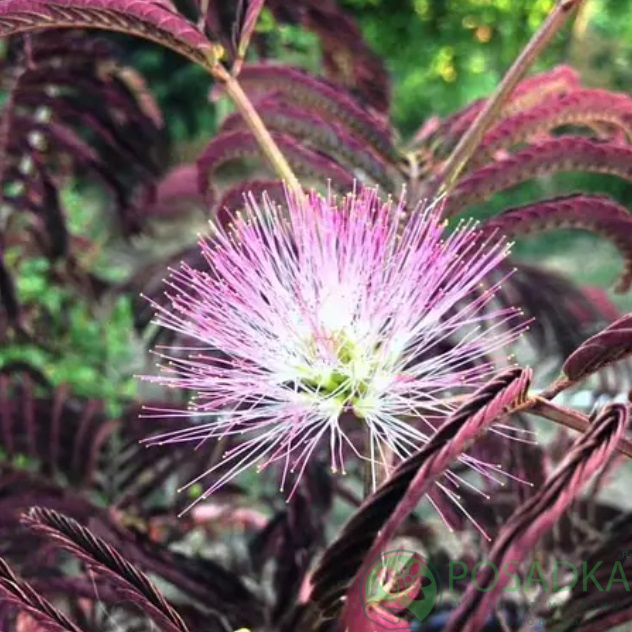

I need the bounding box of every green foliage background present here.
[3,0,632,409]
[125,1,632,142]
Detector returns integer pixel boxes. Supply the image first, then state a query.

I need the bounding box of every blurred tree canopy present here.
[118,0,632,142]
[340,0,566,134]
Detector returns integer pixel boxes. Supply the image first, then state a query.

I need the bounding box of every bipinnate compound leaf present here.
[481,195,632,292]
[443,404,628,632]
[310,368,532,622]
[0,556,85,632]
[444,137,632,217]
[563,313,632,382]
[23,507,191,632]
[0,0,219,69]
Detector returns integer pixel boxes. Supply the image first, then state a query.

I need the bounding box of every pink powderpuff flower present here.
[141,186,527,514]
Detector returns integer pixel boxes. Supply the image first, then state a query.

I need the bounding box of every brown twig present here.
[212,64,302,195]
[529,396,632,459]
[537,376,573,401]
[197,0,210,32]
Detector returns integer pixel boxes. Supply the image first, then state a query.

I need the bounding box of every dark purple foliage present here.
[0,2,630,632]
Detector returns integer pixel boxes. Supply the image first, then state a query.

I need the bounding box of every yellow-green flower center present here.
[296,332,379,417]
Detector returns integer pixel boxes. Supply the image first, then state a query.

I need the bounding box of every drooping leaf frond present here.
[0,556,85,632]
[493,260,615,359]
[481,195,632,291]
[416,65,581,155]
[469,89,632,169]
[0,369,115,489]
[23,507,192,632]
[235,64,397,161]
[444,137,632,217]
[0,0,219,69]
[197,129,354,209]
[563,313,632,383]
[443,404,628,632]
[219,99,402,190]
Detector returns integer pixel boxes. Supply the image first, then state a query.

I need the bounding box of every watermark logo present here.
[361,549,442,629]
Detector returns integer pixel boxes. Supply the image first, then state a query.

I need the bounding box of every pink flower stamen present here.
[141,186,527,517]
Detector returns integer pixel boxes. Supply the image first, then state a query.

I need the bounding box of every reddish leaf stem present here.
[214,65,302,195]
[530,396,632,458]
[429,0,585,199]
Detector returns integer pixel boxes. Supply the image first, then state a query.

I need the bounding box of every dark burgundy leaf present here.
[234,64,396,160]
[219,98,402,190]
[266,0,391,113]
[0,0,219,69]
[23,507,191,632]
[0,556,85,632]
[563,313,632,382]
[470,88,632,168]
[310,368,532,621]
[443,137,632,218]
[443,404,628,632]
[494,261,612,359]
[418,65,581,154]
[140,163,205,219]
[480,194,632,291]
[0,374,116,489]
[197,129,355,208]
